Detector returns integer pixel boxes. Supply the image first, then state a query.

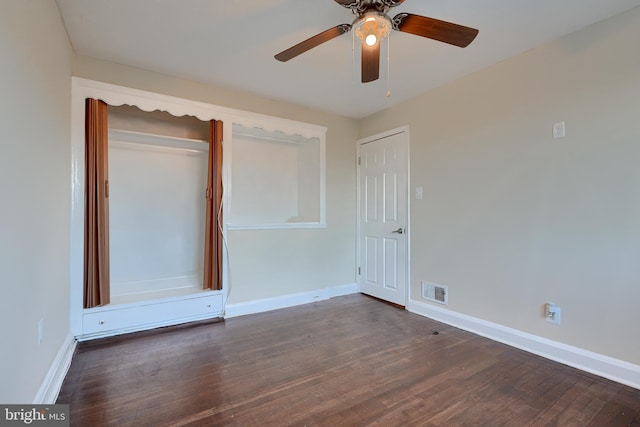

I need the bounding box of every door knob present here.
[392,228,404,234]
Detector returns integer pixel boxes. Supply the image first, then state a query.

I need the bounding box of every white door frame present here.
[356,125,410,307]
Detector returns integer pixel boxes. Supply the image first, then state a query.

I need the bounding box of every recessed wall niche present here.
[228,123,326,229]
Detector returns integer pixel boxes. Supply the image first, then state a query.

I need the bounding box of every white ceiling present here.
[56,0,640,119]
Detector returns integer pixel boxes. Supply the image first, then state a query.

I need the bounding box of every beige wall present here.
[359,7,640,365]
[0,0,72,402]
[73,56,359,304]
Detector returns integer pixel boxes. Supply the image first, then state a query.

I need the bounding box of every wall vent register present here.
[422,281,448,305]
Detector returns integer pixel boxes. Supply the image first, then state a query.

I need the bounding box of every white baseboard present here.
[33,332,77,404]
[224,283,358,319]
[408,299,640,390]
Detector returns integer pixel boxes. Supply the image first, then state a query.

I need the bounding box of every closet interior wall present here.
[107,105,211,304]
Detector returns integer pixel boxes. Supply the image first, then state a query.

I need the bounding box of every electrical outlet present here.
[38,318,44,344]
[545,303,561,325]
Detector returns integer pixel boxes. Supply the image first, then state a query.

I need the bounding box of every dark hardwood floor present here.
[57,294,640,426]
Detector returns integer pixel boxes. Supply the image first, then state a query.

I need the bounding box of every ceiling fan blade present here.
[392,13,478,48]
[275,24,351,62]
[361,41,380,83]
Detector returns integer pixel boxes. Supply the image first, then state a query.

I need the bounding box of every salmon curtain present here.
[203,120,224,290]
[84,99,110,308]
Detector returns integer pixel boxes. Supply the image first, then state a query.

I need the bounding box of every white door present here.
[358,128,408,306]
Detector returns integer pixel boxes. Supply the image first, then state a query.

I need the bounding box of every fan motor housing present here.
[338,0,405,15]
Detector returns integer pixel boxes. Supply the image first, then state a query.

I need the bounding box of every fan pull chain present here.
[386,35,391,97]
[352,30,356,84]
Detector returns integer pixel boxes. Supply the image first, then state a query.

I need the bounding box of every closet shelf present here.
[108,128,208,152]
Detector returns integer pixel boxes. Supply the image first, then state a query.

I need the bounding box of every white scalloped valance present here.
[72,77,327,139]
[231,123,321,145]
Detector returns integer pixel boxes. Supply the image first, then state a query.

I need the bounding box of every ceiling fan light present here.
[365,34,377,46]
[354,11,391,47]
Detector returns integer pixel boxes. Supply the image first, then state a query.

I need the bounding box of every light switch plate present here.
[553,121,566,139]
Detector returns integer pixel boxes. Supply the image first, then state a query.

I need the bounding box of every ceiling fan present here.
[275,0,479,83]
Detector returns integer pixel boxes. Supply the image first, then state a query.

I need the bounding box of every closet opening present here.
[107,105,212,305]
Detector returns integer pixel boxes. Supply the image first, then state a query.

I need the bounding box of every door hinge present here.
[358,267,361,275]
[357,156,361,166]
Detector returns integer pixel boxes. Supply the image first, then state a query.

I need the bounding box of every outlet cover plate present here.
[545,303,561,325]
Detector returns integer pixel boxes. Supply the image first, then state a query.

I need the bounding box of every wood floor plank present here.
[57,294,640,426]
